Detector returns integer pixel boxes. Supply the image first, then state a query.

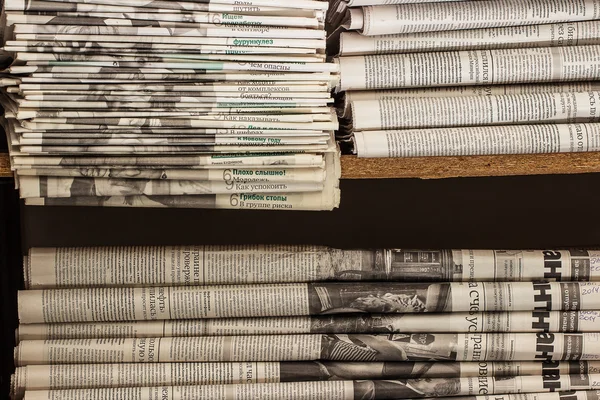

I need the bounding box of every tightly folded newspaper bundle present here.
[327,0,600,158]
[17,281,600,323]
[453,391,600,400]
[11,360,600,394]
[22,246,600,288]
[13,332,600,365]
[15,376,600,400]
[16,310,600,340]
[0,0,341,210]
[333,0,600,36]
[338,83,600,119]
[15,391,600,400]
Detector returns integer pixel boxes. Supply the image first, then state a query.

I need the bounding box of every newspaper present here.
[17,117,337,129]
[15,167,327,183]
[24,191,342,210]
[17,82,332,93]
[5,43,322,55]
[12,35,326,48]
[11,24,326,40]
[14,135,331,145]
[15,0,331,10]
[345,0,600,35]
[17,282,600,323]
[17,88,333,97]
[17,176,325,198]
[15,144,331,154]
[5,41,322,54]
[15,311,600,340]
[13,333,600,365]
[335,45,600,91]
[22,246,600,289]
[10,12,324,25]
[15,375,600,400]
[14,101,332,110]
[10,153,326,168]
[15,135,332,145]
[449,390,600,400]
[12,361,600,394]
[339,83,600,117]
[13,52,324,64]
[4,0,328,14]
[11,107,337,118]
[18,73,336,82]
[14,108,335,120]
[19,93,333,102]
[352,123,600,158]
[6,13,322,28]
[338,21,600,55]
[345,92,600,132]
[345,0,470,4]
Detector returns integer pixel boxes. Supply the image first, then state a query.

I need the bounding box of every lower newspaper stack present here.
[11,245,600,399]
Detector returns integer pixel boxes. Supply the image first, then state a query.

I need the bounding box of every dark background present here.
[0,182,21,399]
[3,172,600,398]
[19,173,600,250]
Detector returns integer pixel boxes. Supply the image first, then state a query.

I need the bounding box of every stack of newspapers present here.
[12,245,600,399]
[0,0,341,210]
[328,0,600,158]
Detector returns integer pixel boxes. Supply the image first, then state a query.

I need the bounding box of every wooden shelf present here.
[341,152,600,179]
[0,153,10,178]
[3,152,600,180]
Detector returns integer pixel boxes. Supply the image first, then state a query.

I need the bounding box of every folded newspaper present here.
[0,0,341,210]
[22,246,600,288]
[16,310,600,340]
[16,376,600,400]
[11,361,600,394]
[17,281,600,323]
[13,333,600,365]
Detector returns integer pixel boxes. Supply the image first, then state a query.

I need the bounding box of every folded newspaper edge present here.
[22,247,600,288]
[12,333,600,365]
[15,376,600,400]
[11,361,600,395]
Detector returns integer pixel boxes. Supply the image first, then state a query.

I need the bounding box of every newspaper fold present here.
[338,83,600,118]
[17,281,600,323]
[22,247,600,289]
[338,21,600,55]
[446,390,600,400]
[346,0,600,36]
[13,333,600,365]
[352,123,600,158]
[17,376,600,400]
[15,311,600,340]
[11,361,600,394]
[335,46,600,91]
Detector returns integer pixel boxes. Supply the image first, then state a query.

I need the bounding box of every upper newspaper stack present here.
[0,0,341,210]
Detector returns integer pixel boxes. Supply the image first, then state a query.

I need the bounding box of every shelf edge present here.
[4,152,600,180]
[0,153,11,178]
[340,153,600,179]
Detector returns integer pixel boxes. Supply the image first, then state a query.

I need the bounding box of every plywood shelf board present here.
[3,152,600,180]
[0,153,11,178]
[340,153,600,179]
